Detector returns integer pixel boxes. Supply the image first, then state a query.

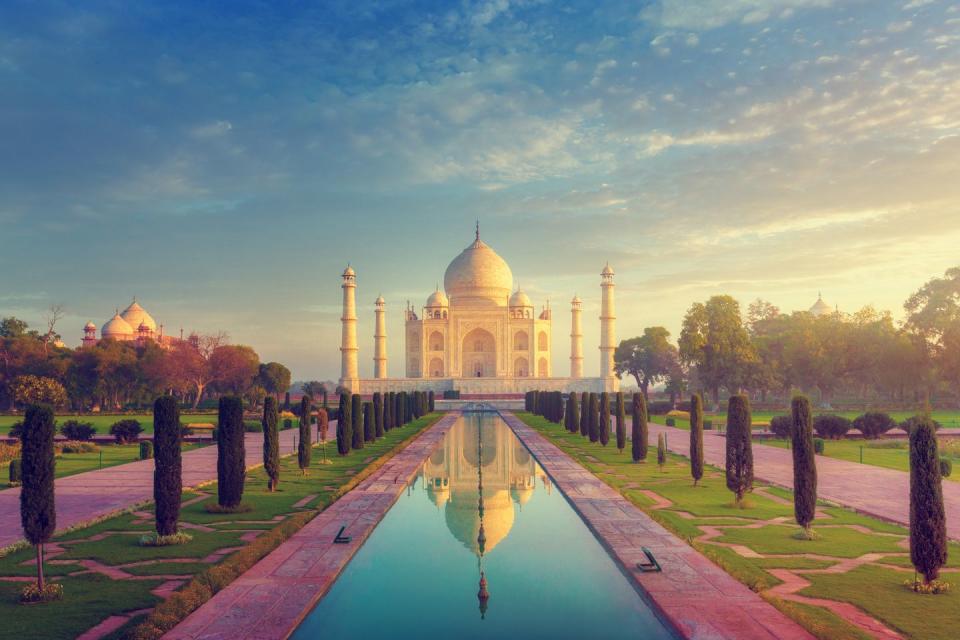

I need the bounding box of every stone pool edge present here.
[163,412,459,640]
[501,411,815,640]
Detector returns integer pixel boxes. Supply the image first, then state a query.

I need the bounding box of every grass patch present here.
[53,442,204,479]
[714,524,905,557]
[765,597,875,640]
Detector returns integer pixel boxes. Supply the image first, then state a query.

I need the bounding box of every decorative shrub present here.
[139,441,153,460]
[9,421,24,439]
[19,582,63,603]
[58,441,99,454]
[665,417,675,427]
[853,412,896,439]
[725,395,754,505]
[154,396,182,537]
[9,458,21,485]
[262,396,280,492]
[769,415,792,439]
[60,420,96,441]
[243,421,263,433]
[282,418,293,430]
[791,395,817,535]
[647,400,673,415]
[317,408,330,443]
[900,415,942,435]
[940,458,952,478]
[813,415,852,440]
[109,419,144,444]
[689,393,704,485]
[216,396,246,509]
[814,438,825,454]
[139,530,193,547]
[704,419,713,430]
[909,416,947,584]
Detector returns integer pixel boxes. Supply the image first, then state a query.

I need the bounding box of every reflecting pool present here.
[293,411,675,639]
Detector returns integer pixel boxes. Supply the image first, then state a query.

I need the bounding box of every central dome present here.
[443,234,513,306]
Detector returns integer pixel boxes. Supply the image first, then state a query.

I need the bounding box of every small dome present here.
[571,294,582,305]
[809,293,832,317]
[102,313,133,337]
[601,263,614,276]
[375,295,385,305]
[509,289,532,308]
[426,288,449,308]
[84,321,97,331]
[120,300,157,332]
[343,265,355,277]
[443,232,513,306]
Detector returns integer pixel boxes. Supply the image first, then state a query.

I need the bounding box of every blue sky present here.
[2,0,958,380]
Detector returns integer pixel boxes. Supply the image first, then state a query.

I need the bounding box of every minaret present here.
[570,295,583,378]
[340,265,359,391]
[599,263,616,387]
[374,295,387,379]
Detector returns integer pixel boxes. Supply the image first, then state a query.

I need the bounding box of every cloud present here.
[641,0,836,31]
[887,20,913,32]
[636,125,775,155]
[191,120,233,138]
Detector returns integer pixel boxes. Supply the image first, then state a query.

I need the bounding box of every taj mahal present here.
[338,226,618,395]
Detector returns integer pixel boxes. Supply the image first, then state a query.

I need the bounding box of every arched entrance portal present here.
[462,328,496,377]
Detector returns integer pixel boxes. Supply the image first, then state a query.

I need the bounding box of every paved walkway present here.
[164,412,457,640]
[504,413,813,639]
[647,423,960,541]
[0,425,315,549]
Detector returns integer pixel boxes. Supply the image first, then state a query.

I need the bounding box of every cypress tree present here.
[298,396,312,473]
[599,392,611,445]
[217,396,246,509]
[588,393,600,442]
[429,390,435,412]
[364,402,375,442]
[525,391,532,412]
[351,393,364,449]
[615,391,626,452]
[404,391,412,423]
[632,392,648,462]
[580,391,589,437]
[725,394,754,506]
[689,393,704,486]
[317,408,329,444]
[385,392,394,431]
[337,392,351,455]
[20,404,55,592]
[154,395,183,533]
[910,416,947,584]
[373,393,384,438]
[393,392,401,427]
[532,390,539,415]
[556,392,565,424]
[567,392,578,433]
[657,432,666,470]
[261,396,279,490]
[791,395,817,537]
[283,391,291,412]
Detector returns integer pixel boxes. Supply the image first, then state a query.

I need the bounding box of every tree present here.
[566,393,578,433]
[363,402,375,442]
[853,412,897,439]
[210,344,260,395]
[657,432,666,470]
[428,390,435,412]
[351,393,364,449]
[262,396,280,491]
[905,267,960,400]
[12,375,67,408]
[216,396,246,508]
[154,396,182,535]
[790,395,817,537]
[599,392,610,445]
[632,392,648,462]
[283,391,291,411]
[615,392,626,452]
[679,296,756,406]
[909,416,947,584]
[384,391,394,431]
[689,393,704,486]
[337,392,351,455]
[614,327,680,399]
[317,408,329,443]
[298,396,312,473]
[257,362,291,402]
[725,395,754,506]
[373,392,384,438]
[20,404,56,594]
[579,391,589,437]
[0,317,30,338]
[588,393,599,442]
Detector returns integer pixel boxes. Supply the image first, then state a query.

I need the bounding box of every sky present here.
[1,0,958,381]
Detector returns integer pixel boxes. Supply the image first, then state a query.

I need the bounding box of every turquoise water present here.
[293,411,675,639]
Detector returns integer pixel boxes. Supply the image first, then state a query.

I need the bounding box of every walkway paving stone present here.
[164,413,458,640]
[647,422,960,540]
[503,412,814,640]
[0,424,311,549]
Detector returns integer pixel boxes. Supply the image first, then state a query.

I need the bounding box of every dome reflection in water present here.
[293,411,674,639]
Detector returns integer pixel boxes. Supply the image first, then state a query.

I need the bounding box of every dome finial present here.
[475,219,480,242]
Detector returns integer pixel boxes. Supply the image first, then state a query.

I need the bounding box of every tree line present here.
[0,318,291,410]
[615,267,960,407]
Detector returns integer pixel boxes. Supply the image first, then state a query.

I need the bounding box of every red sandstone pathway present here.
[504,413,814,640]
[647,422,960,541]
[0,425,315,549]
[164,413,457,640]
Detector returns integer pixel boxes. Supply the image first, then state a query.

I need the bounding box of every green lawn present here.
[756,437,960,481]
[52,442,204,479]
[0,412,441,640]
[649,409,960,431]
[518,412,960,640]
[0,413,237,436]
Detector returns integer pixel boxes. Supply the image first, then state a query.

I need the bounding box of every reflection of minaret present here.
[476,419,490,619]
